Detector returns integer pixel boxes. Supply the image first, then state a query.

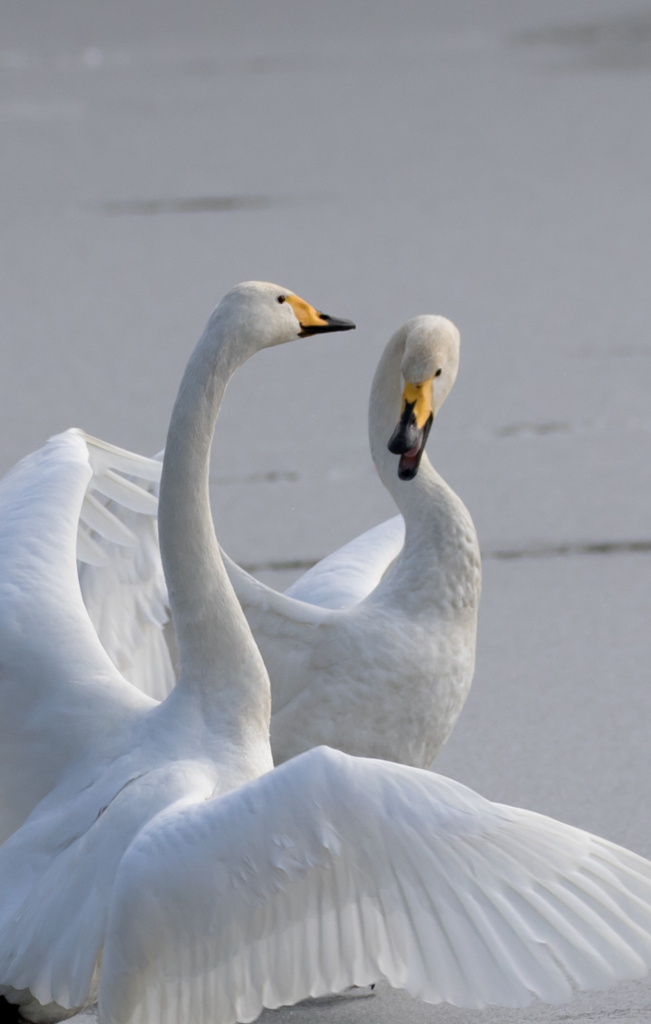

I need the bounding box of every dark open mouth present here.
[387,406,433,481]
[299,313,356,337]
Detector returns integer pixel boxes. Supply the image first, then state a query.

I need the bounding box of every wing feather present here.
[284,515,405,609]
[99,748,651,1024]
[76,439,174,701]
[0,762,214,1014]
[223,555,331,627]
[92,471,159,515]
[80,493,138,547]
[0,430,153,845]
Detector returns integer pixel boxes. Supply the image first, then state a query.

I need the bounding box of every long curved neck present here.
[158,315,270,741]
[369,327,480,613]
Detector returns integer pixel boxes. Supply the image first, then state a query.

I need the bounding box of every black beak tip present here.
[398,463,419,482]
[299,313,356,337]
[319,313,356,331]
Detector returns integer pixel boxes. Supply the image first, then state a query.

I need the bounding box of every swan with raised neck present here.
[13,295,651,1024]
[156,281,355,761]
[76,307,478,770]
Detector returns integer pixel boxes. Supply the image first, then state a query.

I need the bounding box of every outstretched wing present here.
[77,445,175,701]
[285,514,405,609]
[0,760,214,1017]
[0,430,155,845]
[101,746,651,1024]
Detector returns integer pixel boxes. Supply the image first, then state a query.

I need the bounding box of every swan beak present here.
[285,294,356,337]
[387,379,434,481]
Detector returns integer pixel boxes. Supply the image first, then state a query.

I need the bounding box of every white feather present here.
[66,321,480,771]
[98,748,651,1024]
[3,291,651,1024]
[75,440,173,701]
[283,515,405,609]
[0,430,153,848]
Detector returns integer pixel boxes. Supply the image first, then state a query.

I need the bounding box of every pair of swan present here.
[3,282,651,1024]
[79,312,481,768]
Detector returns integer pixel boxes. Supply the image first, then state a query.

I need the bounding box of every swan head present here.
[212,281,355,353]
[387,315,460,480]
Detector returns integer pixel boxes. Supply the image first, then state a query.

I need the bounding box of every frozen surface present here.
[2,0,651,1020]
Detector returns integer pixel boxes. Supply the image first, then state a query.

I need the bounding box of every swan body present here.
[228,315,480,766]
[4,285,651,1024]
[80,316,480,768]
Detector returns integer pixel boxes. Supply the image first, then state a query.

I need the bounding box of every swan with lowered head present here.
[226,314,480,767]
[5,284,651,1024]
[80,315,480,769]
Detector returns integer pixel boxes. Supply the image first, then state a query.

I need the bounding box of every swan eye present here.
[277,295,286,304]
[435,368,442,377]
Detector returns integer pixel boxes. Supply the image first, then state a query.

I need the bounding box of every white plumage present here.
[2,284,651,1024]
[77,446,173,702]
[101,749,651,1024]
[80,316,481,769]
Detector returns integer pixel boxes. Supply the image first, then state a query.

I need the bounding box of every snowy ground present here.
[2,0,651,1021]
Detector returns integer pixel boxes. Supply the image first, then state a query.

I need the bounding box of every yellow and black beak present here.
[285,294,356,337]
[387,379,434,481]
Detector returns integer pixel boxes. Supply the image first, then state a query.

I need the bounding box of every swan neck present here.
[158,317,271,740]
[368,327,481,612]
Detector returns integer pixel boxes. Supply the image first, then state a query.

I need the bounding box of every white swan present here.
[79,315,480,768]
[4,283,651,1024]
[226,314,480,766]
